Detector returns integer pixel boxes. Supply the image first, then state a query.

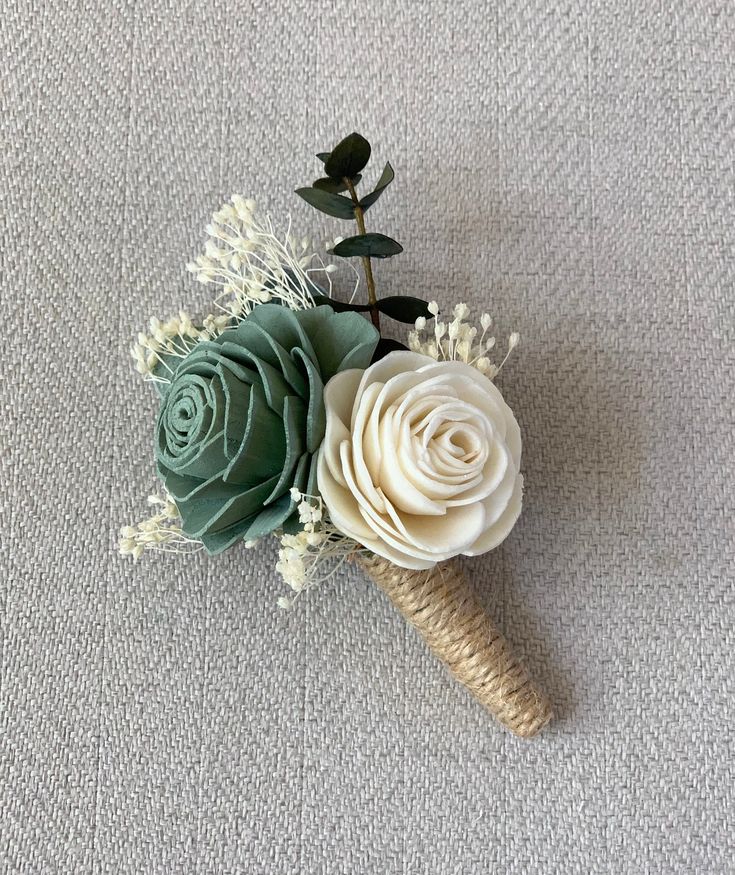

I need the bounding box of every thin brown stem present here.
[344,177,380,330]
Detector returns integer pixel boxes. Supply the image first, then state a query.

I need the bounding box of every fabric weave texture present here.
[1,1,733,873]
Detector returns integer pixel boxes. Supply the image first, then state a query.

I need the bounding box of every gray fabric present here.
[1,0,733,871]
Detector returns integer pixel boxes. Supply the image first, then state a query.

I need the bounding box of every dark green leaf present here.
[324,132,371,179]
[359,162,395,210]
[295,187,356,220]
[333,233,403,259]
[376,295,432,323]
[316,152,331,163]
[371,337,409,363]
[311,293,370,313]
[312,174,361,194]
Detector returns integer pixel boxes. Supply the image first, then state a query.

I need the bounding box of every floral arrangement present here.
[121,134,551,737]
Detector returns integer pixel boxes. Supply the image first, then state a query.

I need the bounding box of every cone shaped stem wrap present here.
[359,555,552,738]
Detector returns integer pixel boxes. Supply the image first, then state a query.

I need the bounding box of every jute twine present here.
[359,554,552,738]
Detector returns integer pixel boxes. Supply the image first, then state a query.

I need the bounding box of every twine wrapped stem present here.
[359,554,552,738]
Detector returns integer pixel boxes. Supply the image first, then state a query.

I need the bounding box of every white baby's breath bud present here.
[289,488,302,502]
[119,538,136,555]
[324,264,338,273]
[244,539,259,549]
[186,261,199,273]
[456,340,471,362]
[244,198,256,212]
[480,313,493,331]
[277,596,293,610]
[427,301,439,317]
[415,316,427,331]
[453,303,469,321]
[235,202,252,222]
[508,332,520,348]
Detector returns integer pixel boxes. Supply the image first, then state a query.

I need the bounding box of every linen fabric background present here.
[1,1,733,872]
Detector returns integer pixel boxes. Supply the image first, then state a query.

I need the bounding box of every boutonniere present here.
[121,133,551,738]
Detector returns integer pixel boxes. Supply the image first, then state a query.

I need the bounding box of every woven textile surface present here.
[2,1,733,872]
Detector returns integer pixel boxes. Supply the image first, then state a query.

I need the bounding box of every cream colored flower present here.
[317,351,523,569]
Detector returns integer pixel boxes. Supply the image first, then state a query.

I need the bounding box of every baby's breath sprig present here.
[130,311,231,383]
[186,196,335,319]
[118,492,202,560]
[408,301,519,378]
[275,489,367,610]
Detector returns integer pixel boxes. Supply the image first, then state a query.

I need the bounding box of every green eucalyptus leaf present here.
[371,337,409,363]
[316,152,331,163]
[312,174,362,194]
[311,293,370,313]
[324,132,371,179]
[295,187,356,220]
[376,295,432,323]
[333,233,403,259]
[359,162,395,210]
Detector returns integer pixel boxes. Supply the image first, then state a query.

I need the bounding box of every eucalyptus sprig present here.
[296,132,431,343]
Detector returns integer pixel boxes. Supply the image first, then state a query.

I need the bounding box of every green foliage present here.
[376,296,432,323]
[359,162,394,210]
[313,175,362,194]
[324,132,371,179]
[297,134,413,332]
[333,233,403,259]
[295,187,355,220]
[371,337,409,363]
[311,293,370,313]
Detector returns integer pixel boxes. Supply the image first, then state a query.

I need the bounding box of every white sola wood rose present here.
[317,351,523,570]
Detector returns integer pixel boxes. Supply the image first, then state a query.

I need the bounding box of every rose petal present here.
[465,474,524,555]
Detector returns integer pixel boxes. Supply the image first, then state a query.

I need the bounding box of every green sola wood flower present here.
[155,303,378,553]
